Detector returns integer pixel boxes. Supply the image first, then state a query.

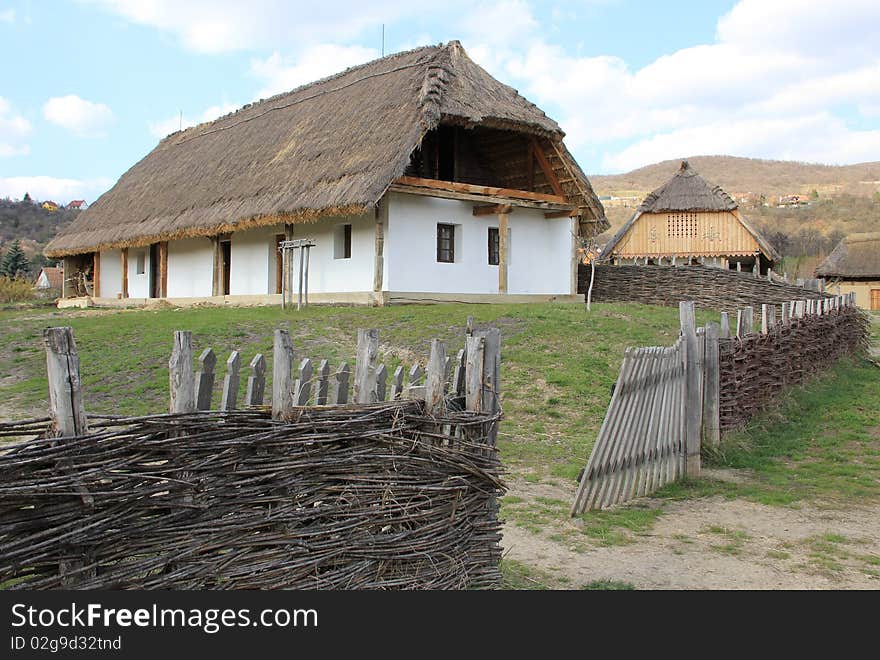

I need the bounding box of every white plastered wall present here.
[384,192,572,295]
[127,246,151,298]
[99,249,123,299]
[166,238,213,298]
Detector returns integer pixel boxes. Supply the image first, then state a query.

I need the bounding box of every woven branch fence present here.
[572,293,869,514]
[0,321,505,590]
[580,264,827,310]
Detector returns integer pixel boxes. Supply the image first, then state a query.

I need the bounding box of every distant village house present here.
[34,265,63,291]
[815,232,880,310]
[44,42,608,306]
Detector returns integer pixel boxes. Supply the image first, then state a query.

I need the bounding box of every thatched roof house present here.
[816,233,880,310]
[601,160,779,272]
[46,41,605,260]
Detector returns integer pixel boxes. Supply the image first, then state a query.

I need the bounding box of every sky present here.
[0,0,878,203]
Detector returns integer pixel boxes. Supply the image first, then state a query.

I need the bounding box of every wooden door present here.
[871,289,880,311]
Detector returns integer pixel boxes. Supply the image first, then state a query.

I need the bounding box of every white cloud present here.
[470,0,880,171]
[148,102,240,138]
[250,44,379,99]
[0,176,113,204]
[0,8,15,23]
[83,0,419,53]
[43,95,114,137]
[0,97,31,157]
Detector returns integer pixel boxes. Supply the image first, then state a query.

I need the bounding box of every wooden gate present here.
[570,339,688,513]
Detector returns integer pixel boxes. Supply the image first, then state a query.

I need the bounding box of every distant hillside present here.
[591,155,880,199]
[0,199,77,270]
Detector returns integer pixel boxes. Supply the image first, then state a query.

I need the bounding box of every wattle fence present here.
[572,292,868,514]
[0,322,505,590]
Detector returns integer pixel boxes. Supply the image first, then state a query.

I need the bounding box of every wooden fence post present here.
[702,322,720,449]
[719,312,730,339]
[194,348,216,410]
[375,364,387,401]
[220,351,241,411]
[471,328,501,425]
[354,329,379,404]
[408,364,423,387]
[465,335,485,412]
[294,358,313,406]
[272,329,295,419]
[742,306,753,335]
[332,362,350,405]
[245,354,266,406]
[390,366,405,400]
[169,331,195,413]
[425,339,447,415]
[761,304,770,334]
[452,348,467,397]
[43,327,88,437]
[679,302,701,477]
[315,359,330,405]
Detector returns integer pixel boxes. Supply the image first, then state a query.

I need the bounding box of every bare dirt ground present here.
[501,475,880,590]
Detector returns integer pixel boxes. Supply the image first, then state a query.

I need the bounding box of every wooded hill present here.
[0,199,77,270]
[591,155,880,199]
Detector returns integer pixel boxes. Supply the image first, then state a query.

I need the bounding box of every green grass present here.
[499,559,554,590]
[580,579,636,590]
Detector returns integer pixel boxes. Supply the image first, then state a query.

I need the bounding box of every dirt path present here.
[501,477,880,590]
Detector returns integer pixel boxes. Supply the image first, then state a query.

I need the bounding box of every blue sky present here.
[1,0,878,203]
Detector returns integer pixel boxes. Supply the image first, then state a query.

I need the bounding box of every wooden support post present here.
[158,241,168,298]
[245,354,266,406]
[719,312,730,339]
[44,327,88,437]
[373,200,385,293]
[388,365,404,400]
[121,248,129,298]
[354,328,379,404]
[315,359,330,405]
[297,246,305,311]
[702,322,720,449]
[293,358,313,406]
[220,351,241,411]
[169,331,195,413]
[92,252,101,298]
[194,348,216,410]
[679,301,701,477]
[331,363,350,405]
[303,245,310,308]
[498,212,509,294]
[424,339,447,415]
[272,329,295,419]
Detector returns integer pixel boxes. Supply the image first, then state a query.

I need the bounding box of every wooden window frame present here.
[488,227,500,265]
[437,223,455,263]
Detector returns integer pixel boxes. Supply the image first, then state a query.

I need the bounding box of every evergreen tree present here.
[22,192,31,203]
[0,240,30,278]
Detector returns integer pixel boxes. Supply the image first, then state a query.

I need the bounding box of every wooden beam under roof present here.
[393,176,567,204]
[388,183,574,212]
[544,209,578,219]
[473,204,513,216]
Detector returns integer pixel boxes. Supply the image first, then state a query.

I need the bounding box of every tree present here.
[22,192,31,204]
[0,240,30,278]
[810,189,819,200]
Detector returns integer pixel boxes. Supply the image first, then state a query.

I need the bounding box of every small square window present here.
[437,223,455,263]
[136,253,145,275]
[488,227,499,265]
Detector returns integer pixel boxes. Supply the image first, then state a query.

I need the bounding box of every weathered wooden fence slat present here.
[194,348,216,411]
[221,351,241,411]
[245,354,266,406]
[44,326,88,437]
[169,331,195,414]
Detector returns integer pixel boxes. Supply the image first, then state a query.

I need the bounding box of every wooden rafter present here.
[544,209,577,219]
[530,137,565,198]
[388,183,573,212]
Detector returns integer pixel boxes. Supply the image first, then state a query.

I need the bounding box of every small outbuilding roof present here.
[46,41,606,257]
[815,232,880,279]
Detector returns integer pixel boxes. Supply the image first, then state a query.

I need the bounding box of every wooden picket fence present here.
[571,292,862,514]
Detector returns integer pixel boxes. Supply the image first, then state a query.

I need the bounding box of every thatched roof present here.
[815,232,880,278]
[638,160,737,213]
[602,160,779,261]
[46,41,605,257]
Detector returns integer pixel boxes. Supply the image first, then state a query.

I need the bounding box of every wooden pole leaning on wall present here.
[272,329,295,419]
[679,302,701,477]
[169,331,195,413]
[702,322,721,449]
[44,327,89,437]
